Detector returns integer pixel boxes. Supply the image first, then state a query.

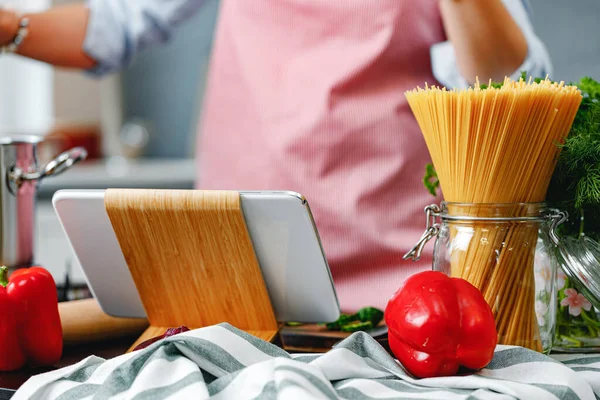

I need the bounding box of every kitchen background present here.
[0,0,598,292]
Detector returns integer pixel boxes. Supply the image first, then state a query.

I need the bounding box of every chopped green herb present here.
[323,307,385,332]
[423,163,440,197]
[340,321,373,332]
[356,307,384,327]
[325,314,354,330]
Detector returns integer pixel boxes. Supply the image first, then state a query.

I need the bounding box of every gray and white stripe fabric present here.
[13,323,600,400]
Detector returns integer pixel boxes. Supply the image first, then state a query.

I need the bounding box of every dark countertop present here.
[0,335,137,392]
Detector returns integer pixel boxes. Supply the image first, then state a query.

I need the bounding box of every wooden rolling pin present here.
[59,299,149,347]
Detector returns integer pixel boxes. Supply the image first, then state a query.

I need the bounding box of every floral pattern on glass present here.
[560,288,592,317]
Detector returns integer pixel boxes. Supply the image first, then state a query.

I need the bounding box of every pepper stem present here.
[0,266,8,288]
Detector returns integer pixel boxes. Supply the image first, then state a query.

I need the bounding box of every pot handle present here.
[39,147,88,179]
[11,147,88,185]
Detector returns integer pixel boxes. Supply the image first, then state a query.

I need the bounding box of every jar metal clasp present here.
[548,209,568,246]
[404,204,441,261]
[404,204,568,262]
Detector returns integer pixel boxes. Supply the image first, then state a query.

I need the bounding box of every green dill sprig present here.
[546,76,600,239]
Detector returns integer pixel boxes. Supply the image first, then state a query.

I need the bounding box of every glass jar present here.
[546,226,600,352]
[406,202,559,354]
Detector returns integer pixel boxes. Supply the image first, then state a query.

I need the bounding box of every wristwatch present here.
[1,15,29,54]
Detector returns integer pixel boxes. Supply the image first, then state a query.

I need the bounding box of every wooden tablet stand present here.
[104,189,279,351]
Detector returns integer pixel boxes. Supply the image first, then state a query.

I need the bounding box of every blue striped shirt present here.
[82,0,552,88]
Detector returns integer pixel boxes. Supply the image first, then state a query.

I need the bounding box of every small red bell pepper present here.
[132,326,191,351]
[385,271,497,379]
[0,266,63,371]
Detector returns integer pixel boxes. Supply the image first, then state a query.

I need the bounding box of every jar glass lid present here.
[557,235,600,311]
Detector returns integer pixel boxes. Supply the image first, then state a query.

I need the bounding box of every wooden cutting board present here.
[59,299,149,346]
[280,323,389,354]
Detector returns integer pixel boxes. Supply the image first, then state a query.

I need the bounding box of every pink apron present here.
[197,0,446,312]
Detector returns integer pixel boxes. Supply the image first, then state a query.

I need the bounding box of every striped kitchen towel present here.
[12,323,600,400]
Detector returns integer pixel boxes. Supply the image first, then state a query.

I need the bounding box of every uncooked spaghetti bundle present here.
[405,77,582,351]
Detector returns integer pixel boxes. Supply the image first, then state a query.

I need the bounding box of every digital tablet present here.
[52,189,340,323]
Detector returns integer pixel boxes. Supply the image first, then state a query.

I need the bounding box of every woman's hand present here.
[0,8,19,46]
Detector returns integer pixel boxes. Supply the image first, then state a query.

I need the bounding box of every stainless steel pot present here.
[1,136,87,269]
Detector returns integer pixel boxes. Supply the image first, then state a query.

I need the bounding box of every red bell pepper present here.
[0,266,63,371]
[385,271,497,379]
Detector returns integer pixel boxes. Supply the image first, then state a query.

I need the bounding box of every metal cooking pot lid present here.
[0,135,45,145]
[557,235,600,311]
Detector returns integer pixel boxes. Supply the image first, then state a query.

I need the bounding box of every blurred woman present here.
[0,0,551,311]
